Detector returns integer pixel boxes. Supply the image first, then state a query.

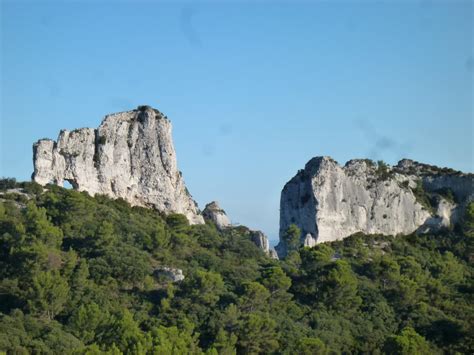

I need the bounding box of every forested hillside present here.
[0,179,473,354]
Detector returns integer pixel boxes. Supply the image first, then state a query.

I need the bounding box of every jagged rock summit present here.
[277,156,473,257]
[32,105,204,224]
[202,201,231,230]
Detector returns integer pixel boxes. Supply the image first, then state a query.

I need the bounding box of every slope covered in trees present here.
[0,179,473,354]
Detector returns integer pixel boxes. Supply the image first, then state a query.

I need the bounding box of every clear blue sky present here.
[1,0,472,242]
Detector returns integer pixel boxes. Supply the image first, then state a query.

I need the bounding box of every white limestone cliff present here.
[277,156,473,257]
[32,106,204,224]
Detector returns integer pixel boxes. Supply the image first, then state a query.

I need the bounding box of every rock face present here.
[250,230,270,254]
[202,201,231,230]
[153,267,185,283]
[277,156,473,257]
[32,106,204,224]
[249,230,279,259]
[200,201,278,258]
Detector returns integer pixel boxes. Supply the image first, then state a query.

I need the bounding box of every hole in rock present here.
[63,181,74,189]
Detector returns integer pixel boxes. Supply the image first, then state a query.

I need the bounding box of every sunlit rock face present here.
[277,156,473,257]
[250,230,270,254]
[32,106,204,224]
[202,201,231,230]
[250,230,279,259]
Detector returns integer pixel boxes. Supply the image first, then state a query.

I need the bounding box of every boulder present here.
[202,201,231,230]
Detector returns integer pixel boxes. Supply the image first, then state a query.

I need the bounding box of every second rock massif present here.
[276,156,473,257]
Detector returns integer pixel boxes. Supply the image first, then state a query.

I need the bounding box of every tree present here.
[209,328,237,355]
[100,309,145,353]
[27,271,69,320]
[295,337,328,355]
[462,202,474,263]
[282,224,301,252]
[300,244,334,273]
[237,312,279,354]
[166,214,190,233]
[260,266,291,294]
[184,270,225,306]
[384,327,432,354]
[238,282,270,313]
[68,302,110,344]
[259,266,292,307]
[376,160,390,180]
[319,260,361,311]
[93,220,115,250]
[149,321,201,354]
[24,202,63,248]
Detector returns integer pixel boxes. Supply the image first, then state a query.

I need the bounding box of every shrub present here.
[411,180,436,214]
[376,160,390,180]
[137,105,152,112]
[21,182,43,195]
[435,187,456,204]
[0,178,17,190]
[97,136,106,145]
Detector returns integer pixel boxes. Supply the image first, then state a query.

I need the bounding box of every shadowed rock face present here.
[277,156,473,257]
[250,230,269,253]
[32,106,204,224]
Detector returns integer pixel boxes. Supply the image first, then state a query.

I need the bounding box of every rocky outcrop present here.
[200,201,279,257]
[250,230,270,254]
[249,230,279,259]
[202,201,231,230]
[153,267,185,283]
[32,106,204,224]
[277,156,473,257]
[268,248,279,260]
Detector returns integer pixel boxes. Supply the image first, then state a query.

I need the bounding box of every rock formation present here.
[276,156,473,257]
[32,106,204,224]
[202,201,231,230]
[250,230,279,258]
[201,201,278,258]
[153,267,185,283]
[250,230,270,254]
[268,248,279,260]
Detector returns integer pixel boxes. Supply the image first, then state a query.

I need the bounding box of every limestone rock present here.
[250,230,270,254]
[268,248,279,260]
[32,106,204,224]
[202,201,231,230]
[303,233,317,248]
[153,267,185,283]
[277,156,473,257]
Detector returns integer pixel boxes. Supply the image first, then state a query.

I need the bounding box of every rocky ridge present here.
[277,156,473,257]
[32,106,203,224]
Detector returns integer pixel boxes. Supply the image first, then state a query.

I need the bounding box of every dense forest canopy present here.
[0,179,473,354]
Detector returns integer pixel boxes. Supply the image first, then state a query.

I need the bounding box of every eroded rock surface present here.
[277,156,473,257]
[32,106,203,224]
[250,230,270,254]
[202,201,231,230]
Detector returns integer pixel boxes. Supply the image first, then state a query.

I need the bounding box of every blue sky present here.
[1,0,472,242]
